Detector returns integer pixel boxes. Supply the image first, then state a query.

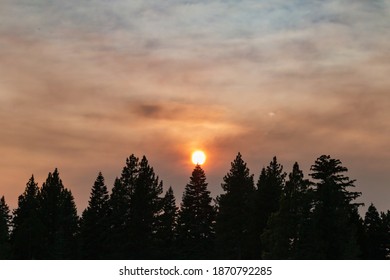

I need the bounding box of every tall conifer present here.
[177,164,215,259]
[261,162,312,259]
[0,196,11,259]
[216,152,255,259]
[39,169,79,259]
[108,154,164,259]
[157,186,178,259]
[364,204,388,259]
[129,156,163,259]
[11,176,45,259]
[80,172,110,259]
[251,156,286,258]
[108,154,138,259]
[307,155,362,259]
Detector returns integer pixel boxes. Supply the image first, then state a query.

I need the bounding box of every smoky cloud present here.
[0,0,389,212]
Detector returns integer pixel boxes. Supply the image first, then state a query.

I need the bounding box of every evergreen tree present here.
[156,186,178,259]
[108,154,164,259]
[0,196,11,259]
[80,172,110,259]
[307,155,362,259]
[363,204,388,259]
[349,207,366,259]
[256,157,286,230]
[215,152,255,259]
[129,156,163,259]
[380,210,390,259]
[39,169,79,259]
[177,164,216,259]
[261,162,312,259]
[11,175,45,259]
[107,178,128,259]
[250,156,286,259]
[108,154,138,259]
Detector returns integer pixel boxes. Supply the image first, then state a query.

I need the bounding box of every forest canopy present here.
[0,154,389,260]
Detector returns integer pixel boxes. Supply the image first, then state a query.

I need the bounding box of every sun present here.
[192,150,206,165]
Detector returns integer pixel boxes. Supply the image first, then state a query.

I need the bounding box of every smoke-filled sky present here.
[1,0,389,213]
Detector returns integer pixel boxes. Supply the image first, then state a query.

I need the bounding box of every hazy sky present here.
[1,0,389,213]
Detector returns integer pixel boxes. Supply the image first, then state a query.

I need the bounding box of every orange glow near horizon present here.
[191,150,206,165]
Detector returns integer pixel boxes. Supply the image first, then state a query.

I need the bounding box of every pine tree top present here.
[222,152,255,193]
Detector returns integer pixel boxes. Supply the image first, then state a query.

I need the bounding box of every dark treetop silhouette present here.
[0,154,389,260]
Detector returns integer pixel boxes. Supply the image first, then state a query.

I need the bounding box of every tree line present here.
[0,153,389,259]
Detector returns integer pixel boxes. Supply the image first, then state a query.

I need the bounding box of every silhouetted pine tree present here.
[108,154,164,259]
[39,169,79,259]
[107,178,127,259]
[349,207,367,259]
[11,175,45,259]
[363,203,388,259]
[307,155,362,259]
[261,162,312,259]
[156,186,178,259]
[215,152,255,259]
[177,164,216,259]
[0,196,11,259]
[129,156,163,259]
[249,156,286,259]
[380,210,390,259]
[108,154,138,259]
[80,172,110,259]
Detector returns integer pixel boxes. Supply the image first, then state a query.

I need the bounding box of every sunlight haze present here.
[0,0,389,213]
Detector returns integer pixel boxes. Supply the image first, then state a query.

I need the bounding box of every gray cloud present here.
[1,0,389,212]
